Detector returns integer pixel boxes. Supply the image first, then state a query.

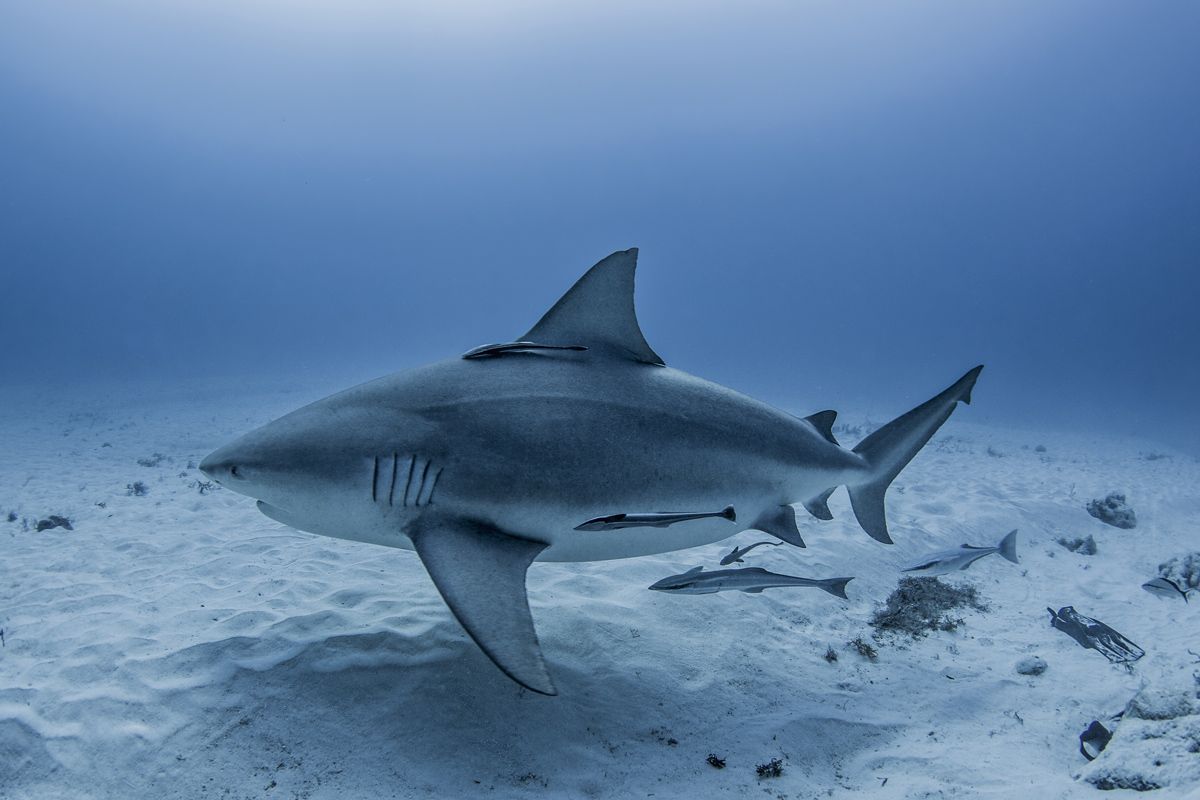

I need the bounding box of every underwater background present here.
[5,5,1200,799]
[3,1,1198,451]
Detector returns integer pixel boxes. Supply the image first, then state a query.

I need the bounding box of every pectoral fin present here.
[409,517,555,695]
[751,505,805,548]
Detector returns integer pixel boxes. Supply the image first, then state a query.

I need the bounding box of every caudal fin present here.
[847,366,983,544]
[997,529,1019,564]
[818,577,854,600]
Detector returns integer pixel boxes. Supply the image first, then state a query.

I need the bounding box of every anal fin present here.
[409,516,555,695]
[750,505,805,548]
[802,488,835,521]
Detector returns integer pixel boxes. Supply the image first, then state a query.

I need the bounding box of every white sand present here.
[2,377,1198,799]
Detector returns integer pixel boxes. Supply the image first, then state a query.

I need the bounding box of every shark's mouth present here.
[256,500,301,529]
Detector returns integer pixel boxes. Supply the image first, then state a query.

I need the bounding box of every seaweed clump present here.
[755,758,784,778]
[848,637,877,661]
[871,577,986,638]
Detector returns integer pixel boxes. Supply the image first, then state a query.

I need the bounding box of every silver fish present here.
[720,540,784,565]
[902,530,1018,576]
[649,566,853,598]
[576,505,736,531]
[1142,577,1191,603]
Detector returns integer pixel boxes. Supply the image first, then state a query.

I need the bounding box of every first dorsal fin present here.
[804,410,839,445]
[523,249,664,366]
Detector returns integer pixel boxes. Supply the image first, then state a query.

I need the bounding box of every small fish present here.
[462,341,588,359]
[902,530,1018,576]
[1142,577,1191,603]
[1047,606,1144,664]
[720,540,784,565]
[649,566,853,599]
[577,505,736,531]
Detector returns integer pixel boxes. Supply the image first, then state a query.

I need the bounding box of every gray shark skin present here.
[902,529,1019,576]
[201,248,982,695]
[649,566,853,599]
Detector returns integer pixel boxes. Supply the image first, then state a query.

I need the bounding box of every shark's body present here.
[202,249,982,694]
[649,566,853,598]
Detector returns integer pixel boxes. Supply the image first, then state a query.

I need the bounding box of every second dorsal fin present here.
[804,410,839,445]
[522,249,665,366]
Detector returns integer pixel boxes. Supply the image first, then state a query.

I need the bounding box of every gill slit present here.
[402,455,417,507]
[387,452,399,506]
[426,467,443,505]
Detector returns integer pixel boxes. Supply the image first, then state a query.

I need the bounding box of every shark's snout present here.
[199,449,247,487]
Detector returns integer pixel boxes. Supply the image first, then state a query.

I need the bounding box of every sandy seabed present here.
[2,377,1198,799]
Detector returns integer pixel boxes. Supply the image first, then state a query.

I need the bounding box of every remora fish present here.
[720,540,784,565]
[201,248,982,694]
[576,505,736,531]
[1047,606,1144,664]
[1142,577,1191,603]
[649,566,853,598]
[902,530,1019,576]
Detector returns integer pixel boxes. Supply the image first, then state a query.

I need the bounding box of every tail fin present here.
[997,529,1019,564]
[848,366,983,543]
[819,577,854,600]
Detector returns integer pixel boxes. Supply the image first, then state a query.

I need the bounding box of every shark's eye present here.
[230,465,244,479]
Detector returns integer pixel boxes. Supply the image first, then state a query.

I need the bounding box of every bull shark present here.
[200,248,982,695]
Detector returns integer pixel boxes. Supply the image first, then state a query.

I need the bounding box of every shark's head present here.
[200,404,367,520]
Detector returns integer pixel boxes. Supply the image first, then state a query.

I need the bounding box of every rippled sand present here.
[3,378,1197,798]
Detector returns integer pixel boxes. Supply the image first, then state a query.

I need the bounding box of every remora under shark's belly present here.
[278,499,783,561]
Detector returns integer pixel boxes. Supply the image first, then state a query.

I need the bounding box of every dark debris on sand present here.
[871,577,987,638]
[706,754,726,769]
[35,515,73,532]
[1086,492,1137,529]
[848,637,878,661]
[755,758,784,778]
[1056,535,1098,555]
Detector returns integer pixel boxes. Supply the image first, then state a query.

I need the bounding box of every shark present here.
[200,248,982,695]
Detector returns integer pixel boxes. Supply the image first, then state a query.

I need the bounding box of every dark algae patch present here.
[871,577,986,637]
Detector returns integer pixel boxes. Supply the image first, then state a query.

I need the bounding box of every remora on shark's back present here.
[201,249,983,694]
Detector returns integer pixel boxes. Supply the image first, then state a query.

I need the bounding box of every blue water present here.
[3,2,1197,450]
